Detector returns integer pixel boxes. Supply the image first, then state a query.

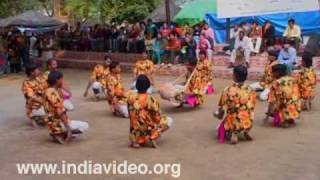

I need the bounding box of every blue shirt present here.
[278,47,297,65]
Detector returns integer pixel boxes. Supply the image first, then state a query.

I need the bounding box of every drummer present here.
[132,51,154,93]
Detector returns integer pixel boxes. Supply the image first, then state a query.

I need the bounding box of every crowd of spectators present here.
[0,18,302,75]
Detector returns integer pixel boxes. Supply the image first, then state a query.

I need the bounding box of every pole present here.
[165,0,171,24]
[226,18,231,42]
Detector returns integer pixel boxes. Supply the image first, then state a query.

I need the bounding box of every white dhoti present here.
[250,82,270,101]
[64,99,75,111]
[114,104,129,118]
[64,120,89,133]
[31,106,46,117]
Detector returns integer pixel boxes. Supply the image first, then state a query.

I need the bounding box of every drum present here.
[158,83,178,101]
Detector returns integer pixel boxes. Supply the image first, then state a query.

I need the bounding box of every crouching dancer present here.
[265,64,301,128]
[22,64,46,127]
[128,75,173,148]
[214,66,257,144]
[44,71,89,144]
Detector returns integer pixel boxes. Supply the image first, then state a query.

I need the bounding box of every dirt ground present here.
[0,69,319,180]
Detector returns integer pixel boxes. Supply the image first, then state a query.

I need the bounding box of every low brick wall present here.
[34,50,320,82]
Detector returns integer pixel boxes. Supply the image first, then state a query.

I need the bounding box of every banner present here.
[217,0,320,18]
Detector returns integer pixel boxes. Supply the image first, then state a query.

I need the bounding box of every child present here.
[44,71,89,144]
[266,64,301,128]
[127,75,173,148]
[295,53,317,110]
[22,64,46,127]
[197,51,214,95]
[214,65,257,144]
[250,50,279,100]
[106,61,129,118]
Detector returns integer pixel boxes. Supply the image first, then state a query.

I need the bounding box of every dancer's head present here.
[272,64,287,79]
[233,65,248,83]
[109,61,121,74]
[104,55,112,66]
[302,53,313,68]
[26,63,40,78]
[136,75,150,94]
[267,49,279,62]
[47,59,58,71]
[47,71,64,88]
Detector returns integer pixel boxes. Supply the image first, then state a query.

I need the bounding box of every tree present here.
[0,0,54,18]
[64,0,161,23]
[64,0,100,23]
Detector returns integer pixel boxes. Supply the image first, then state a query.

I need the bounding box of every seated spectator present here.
[196,32,212,61]
[230,31,251,68]
[164,32,181,64]
[278,40,297,74]
[262,21,275,50]
[283,19,301,50]
[249,21,262,54]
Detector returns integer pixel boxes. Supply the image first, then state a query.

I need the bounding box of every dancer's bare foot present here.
[244,132,253,141]
[230,133,238,145]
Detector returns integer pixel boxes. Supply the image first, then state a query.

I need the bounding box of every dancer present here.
[44,71,89,144]
[250,50,279,100]
[40,59,74,111]
[159,58,206,107]
[295,53,317,110]
[84,55,112,99]
[22,64,46,127]
[265,64,301,128]
[197,51,214,95]
[214,65,257,144]
[132,52,154,93]
[105,61,129,118]
[128,75,173,148]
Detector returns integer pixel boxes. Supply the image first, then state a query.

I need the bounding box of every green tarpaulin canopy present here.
[174,0,217,26]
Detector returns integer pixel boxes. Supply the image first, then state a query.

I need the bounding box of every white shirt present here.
[234,36,251,50]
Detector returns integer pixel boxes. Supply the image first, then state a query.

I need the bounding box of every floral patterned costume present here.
[196,59,214,88]
[260,61,278,89]
[91,64,110,88]
[185,69,206,106]
[268,76,301,122]
[22,77,45,119]
[127,93,170,145]
[43,87,66,135]
[218,83,257,132]
[133,59,154,76]
[105,73,128,106]
[295,68,317,100]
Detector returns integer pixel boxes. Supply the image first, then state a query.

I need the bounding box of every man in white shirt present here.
[283,19,301,49]
[230,31,251,67]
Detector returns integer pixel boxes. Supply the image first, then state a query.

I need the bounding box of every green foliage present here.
[65,0,161,23]
[0,0,54,18]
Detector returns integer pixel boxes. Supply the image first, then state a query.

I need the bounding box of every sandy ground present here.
[0,69,319,180]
